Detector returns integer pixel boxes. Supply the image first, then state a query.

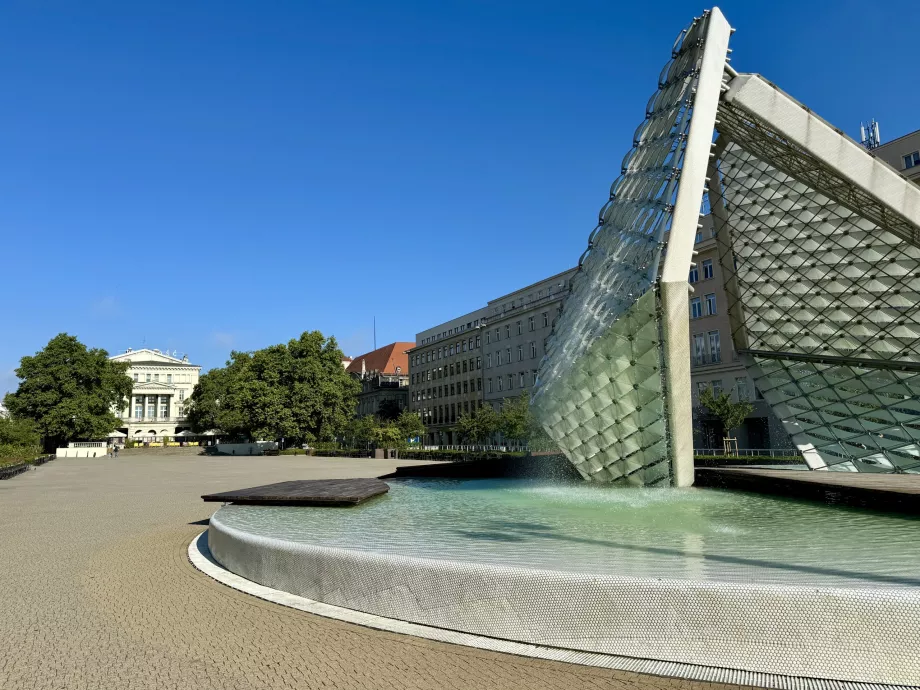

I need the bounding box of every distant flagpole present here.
[373,316,376,350]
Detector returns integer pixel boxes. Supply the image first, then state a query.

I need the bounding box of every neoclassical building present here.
[109,348,201,440]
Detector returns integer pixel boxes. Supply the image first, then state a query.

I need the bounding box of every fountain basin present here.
[206,478,920,685]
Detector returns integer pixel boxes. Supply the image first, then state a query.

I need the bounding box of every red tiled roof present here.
[346,342,414,376]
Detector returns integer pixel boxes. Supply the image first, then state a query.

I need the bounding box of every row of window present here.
[133,372,190,384]
[419,399,484,425]
[412,357,481,384]
[413,378,482,402]
[484,313,550,343]
[485,342,538,367]
[696,377,763,402]
[486,371,538,394]
[903,151,920,170]
[688,259,714,283]
[419,319,483,345]
[492,282,567,316]
[414,336,481,366]
[690,293,717,319]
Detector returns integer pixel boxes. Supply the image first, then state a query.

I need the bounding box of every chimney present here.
[361,359,366,375]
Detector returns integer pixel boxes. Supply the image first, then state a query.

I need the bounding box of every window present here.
[475,335,481,348]
[711,379,723,396]
[696,382,708,400]
[519,372,525,388]
[705,293,717,315]
[695,229,703,243]
[159,397,169,419]
[179,389,185,401]
[166,374,172,384]
[532,370,538,385]
[507,374,513,390]
[147,399,156,419]
[462,360,468,373]
[449,345,454,356]
[134,397,143,419]
[736,377,749,401]
[530,342,537,358]
[517,321,522,335]
[477,378,482,391]
[505,325,511,339]
[528,316,535,331]
[689,265,699,283]
[498,376,503,392]
[486,331,491,344]
[517,345,523,361]
[449,364,454,376]
[904,151,920,169]
[487,378,493,393]
[462,341,467,352]
[702,259,713,280]
[542,312,548,328]
[693,334,707,366]
[690,297,702,318]
[487,353,492,368]
[476,356,481,369]
[495,328,500,342]
[146,373,151,382]
[506,347,511,364]
[708,330,721,363]
[463,381,469,394]
[133,373,138,382]
[450,384,455,396]
[497,350,503,365]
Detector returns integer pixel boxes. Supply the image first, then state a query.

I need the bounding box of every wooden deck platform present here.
[695,467,920,513]
[202,478,389,506]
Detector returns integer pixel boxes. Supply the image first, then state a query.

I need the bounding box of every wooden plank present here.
[696,467,920,513]
[202,478,389,506]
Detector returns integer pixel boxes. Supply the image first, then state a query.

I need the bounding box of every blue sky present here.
[2,0,918,393]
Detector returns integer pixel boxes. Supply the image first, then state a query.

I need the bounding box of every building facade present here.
[346,342,413,418]
[407,308,488,445]
[481,269,577,412]
[873,128,920,185]
[688,217,791,450]
[109,348,201,440]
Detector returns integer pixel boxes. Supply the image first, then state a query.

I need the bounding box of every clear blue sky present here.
[2,0,918,393]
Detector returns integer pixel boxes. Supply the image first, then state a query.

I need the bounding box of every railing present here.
[69,442,106,448]
[423,444,528,452]
[122,416,188,423]
[694,448,800,457]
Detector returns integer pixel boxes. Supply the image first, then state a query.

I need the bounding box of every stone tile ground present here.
[0,451,752,689]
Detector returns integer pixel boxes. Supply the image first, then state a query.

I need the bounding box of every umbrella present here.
[107,430,127,438]
[175,430,195,437]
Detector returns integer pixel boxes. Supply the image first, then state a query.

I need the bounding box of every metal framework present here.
[533,6,920,483]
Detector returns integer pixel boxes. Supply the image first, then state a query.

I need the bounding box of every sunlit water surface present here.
[214,478,920,589]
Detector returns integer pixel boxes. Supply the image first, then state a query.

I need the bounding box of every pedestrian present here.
[114,445,119,459]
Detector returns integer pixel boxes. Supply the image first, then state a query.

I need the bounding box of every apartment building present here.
[873,127,920,185]
[346,342,414,419]
[481,269,578,412]
[407,308,488,445]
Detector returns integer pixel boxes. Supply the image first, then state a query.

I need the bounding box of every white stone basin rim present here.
[205,511,920,686]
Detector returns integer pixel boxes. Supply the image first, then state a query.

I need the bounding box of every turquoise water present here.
[213,478,920,589]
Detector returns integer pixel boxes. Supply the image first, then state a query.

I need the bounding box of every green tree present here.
[456,405,500,444]
[4,334,132,451]
[376,399,402,421]
[699,386,754,439]
[0,416,42,463]
[186,331,359,445]
[396,409,425,443]
[342,415,378,448]
[371,423,403,449]
[498,394,532,444]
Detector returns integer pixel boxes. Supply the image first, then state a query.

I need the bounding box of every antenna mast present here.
[860,119,881,150]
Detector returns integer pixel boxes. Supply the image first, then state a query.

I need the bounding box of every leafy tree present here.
[499,394,532,444]
[185,331,359,445]
[4,334,132,451]
[395,409,425,443]
[376,399,402,421]
[342,415,377,448]
[371,423,403,449]
[0,416,42,462]
[699,387,753,438]
[456,405,500,444]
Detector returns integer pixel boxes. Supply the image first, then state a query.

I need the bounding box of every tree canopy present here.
[3,333,132,450]
[455,405,500,443]
[185,331,360,444]
[698,386,754,436]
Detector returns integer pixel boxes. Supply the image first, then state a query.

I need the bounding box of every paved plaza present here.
[0,450,751,690]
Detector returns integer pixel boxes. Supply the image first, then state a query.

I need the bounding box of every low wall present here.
[56,446,110,458]
[213,442,278,456]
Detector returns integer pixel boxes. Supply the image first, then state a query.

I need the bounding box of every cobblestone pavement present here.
[0,451,753,690]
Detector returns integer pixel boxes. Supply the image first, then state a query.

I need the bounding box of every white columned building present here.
[109,348,201,440]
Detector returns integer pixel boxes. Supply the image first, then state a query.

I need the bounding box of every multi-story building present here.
[109,348,201,440]
[874,127,920,185]
[346,342,413,418]
[481,269,577,412]
[407,308,488,445]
